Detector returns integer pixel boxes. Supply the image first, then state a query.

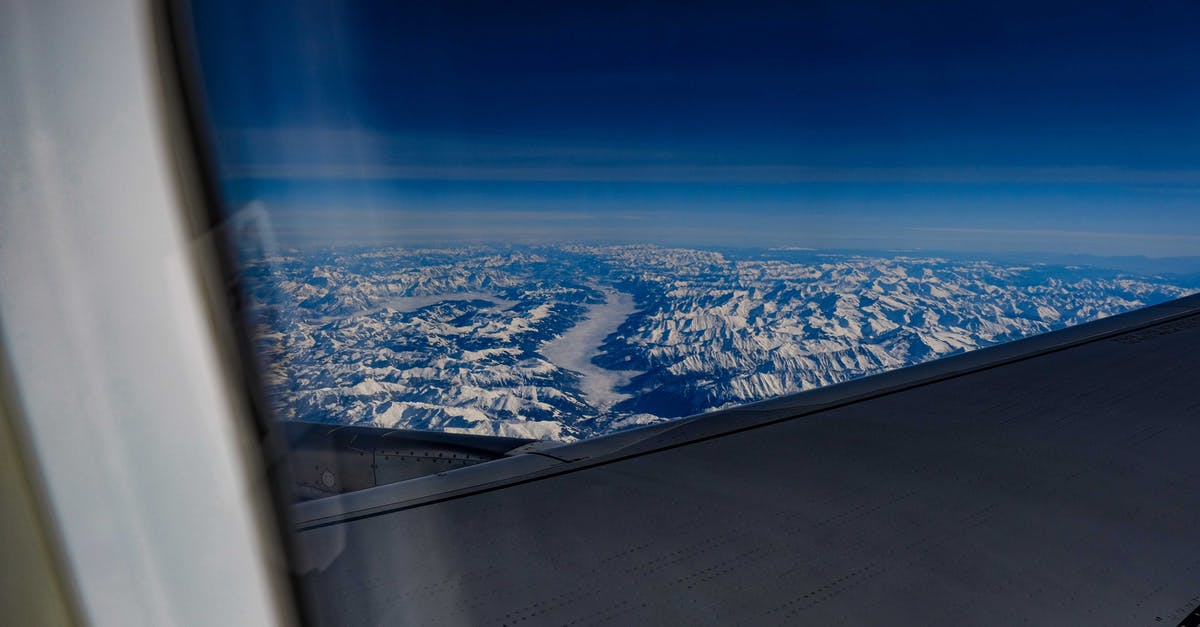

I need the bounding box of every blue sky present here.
[190,0,1200,256]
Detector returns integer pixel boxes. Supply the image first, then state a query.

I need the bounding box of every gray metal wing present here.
[292,294,1200,626]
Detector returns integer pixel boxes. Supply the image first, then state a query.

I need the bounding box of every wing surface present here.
[294,294,1200,626]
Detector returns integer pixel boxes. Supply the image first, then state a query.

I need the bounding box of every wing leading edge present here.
[294,294,1200,626]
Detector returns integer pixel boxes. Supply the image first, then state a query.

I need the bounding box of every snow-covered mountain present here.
[238,245,1194,441]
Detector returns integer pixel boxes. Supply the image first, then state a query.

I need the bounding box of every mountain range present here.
[239,245,1194,441]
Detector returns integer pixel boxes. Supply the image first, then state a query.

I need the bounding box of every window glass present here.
[186,1,1200,446]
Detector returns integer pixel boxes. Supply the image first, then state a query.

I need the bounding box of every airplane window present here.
[179,1,1199,447]
[168,2,1200,624]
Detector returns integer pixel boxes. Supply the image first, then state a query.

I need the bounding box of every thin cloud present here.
[224,162,1200,185]
[908,227,1200,241]
[217,127,1200,186]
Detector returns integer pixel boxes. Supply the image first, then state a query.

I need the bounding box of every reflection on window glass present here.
[189,2,1200,443]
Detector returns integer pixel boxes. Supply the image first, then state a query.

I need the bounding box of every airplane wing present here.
[291,293,1200,626]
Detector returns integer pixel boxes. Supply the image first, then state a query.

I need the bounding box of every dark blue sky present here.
[189,0,1200,256]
